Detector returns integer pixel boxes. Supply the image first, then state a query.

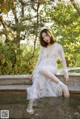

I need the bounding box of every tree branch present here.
[70,0,80,15]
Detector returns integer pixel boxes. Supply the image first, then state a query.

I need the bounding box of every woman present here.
[26,28,70,114]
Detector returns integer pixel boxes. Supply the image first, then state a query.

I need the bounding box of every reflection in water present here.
[0,92,80,119]
[32,97,71,119]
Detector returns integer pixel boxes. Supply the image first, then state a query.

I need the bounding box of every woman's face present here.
[42,32,51,44]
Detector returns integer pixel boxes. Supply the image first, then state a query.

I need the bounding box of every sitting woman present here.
[26,28,70,114]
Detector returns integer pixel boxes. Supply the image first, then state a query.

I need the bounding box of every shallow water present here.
[0,91,80,119]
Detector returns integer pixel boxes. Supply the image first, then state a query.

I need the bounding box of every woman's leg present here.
[39,68,70,97]
[26,99,35,114]
[39,68,61,83]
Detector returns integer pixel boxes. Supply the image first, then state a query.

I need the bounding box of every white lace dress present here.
[26,43,68,100]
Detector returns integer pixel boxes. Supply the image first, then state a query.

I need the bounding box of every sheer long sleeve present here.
[59,45,68,74]
[32,46,43,74]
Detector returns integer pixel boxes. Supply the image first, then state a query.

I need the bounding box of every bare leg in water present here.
[39,68,70,98]
[26,99,35,114]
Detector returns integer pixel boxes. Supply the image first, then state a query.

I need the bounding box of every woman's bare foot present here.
[26,106,34,114]
[59,82,70,98]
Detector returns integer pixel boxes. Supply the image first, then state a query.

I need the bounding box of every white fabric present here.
[26,43,68,99]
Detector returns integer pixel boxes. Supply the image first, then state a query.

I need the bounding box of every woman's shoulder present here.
[40,45,44,49]
[40,46,45,52]
[55,42,63,49]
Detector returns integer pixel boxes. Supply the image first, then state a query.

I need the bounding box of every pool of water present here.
[0,91,80,119]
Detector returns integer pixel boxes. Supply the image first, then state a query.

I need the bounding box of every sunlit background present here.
[0,0,80,74]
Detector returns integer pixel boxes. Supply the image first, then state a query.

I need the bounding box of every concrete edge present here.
[0,73,80,79]
[0,85,80,94]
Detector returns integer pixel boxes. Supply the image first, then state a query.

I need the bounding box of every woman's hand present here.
[31,74,33,78]
[64,72,69,82]
[29,74,33,80]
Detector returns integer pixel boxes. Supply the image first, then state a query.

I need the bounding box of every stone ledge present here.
[0,73,80,79]
[0,85,80,94]
[0,85,29,90]
[0,74,80,94]
[0,74,80,85]
[0,75,31,79]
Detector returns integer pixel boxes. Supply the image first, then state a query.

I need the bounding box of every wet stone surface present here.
[0,91,80,119]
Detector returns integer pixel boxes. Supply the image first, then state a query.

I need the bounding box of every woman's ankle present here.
[59,81,70,98]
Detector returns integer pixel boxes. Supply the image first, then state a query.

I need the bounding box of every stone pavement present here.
[0,91,80,119]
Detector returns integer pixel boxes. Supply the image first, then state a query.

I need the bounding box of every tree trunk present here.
[70,0,80,15]
[33,2,40,55]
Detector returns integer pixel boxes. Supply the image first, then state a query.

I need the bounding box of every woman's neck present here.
[47,42,56,47]
[48,43,51,46]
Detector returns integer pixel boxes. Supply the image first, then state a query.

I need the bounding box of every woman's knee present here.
[39,68,48,75]
[39,69,44,74]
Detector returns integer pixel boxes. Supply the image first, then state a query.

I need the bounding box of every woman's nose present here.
[45,37,47,40]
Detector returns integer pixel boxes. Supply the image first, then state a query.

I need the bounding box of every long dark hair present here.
[39,29,56,47]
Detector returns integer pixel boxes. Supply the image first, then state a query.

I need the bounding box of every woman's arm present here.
[59,45,69,82]
[31,46,43,76]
